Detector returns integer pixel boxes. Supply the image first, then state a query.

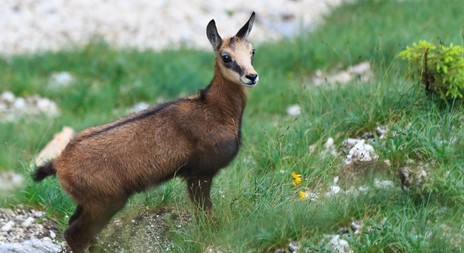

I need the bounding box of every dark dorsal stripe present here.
[79,100,178,140]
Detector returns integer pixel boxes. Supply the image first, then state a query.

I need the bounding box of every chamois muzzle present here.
[245,73,258,85]
[240,69,259,86]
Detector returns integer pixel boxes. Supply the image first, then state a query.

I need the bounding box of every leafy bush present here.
[399,40,464,100]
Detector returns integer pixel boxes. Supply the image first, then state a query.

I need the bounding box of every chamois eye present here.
[252,49,256,57]
[221,54,232,63]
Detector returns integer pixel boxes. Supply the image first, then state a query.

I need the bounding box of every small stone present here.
[376,126,387,137]
[399,168,410,190]
[417,169,427,181]
[351,220,362,233]
[1,91,15,103]
[349,61,370,75]
[358,185,369,192]
[308,144,317,154]
[0,238,62,253]
[384,159,391,167]
[325,137,335,148]
[311,62,374,86]
[325,234,353,253]
[323,137,338,156]
[48,71,74,87]
[374,179,394,189]
[362,132,375,139]
[31,224,44,235]
[0,208,15,218]
[327,185,342,196]
[203,246,224,253]
[1,221,15,232]
[288,241,300,252]
[338,227,350,235]
[287,104,301,116]
[12,227,25,238]
[349,61,374,82]
[128,102,150,113]
[42,236,52,243]
[49,230,56,239]
[21,217,34,228]
[344,139,378,165]
[342,138,360,148]
[13,97,27,111]
[36,98,59,117]
[329,71,353,85]
[0,91,60,122]
[33,211,45,218]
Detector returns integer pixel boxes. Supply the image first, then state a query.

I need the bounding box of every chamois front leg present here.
[68,205,84,226]
[187,175,214,211]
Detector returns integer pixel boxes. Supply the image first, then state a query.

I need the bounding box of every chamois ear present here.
[236,12,255,40]
[206,19,222,51]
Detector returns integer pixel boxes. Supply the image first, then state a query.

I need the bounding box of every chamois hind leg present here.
[187,175,213,211]
[64,199,127,253]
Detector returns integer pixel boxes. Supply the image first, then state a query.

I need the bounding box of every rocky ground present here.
[0,206,63,253]
[97,207,192,253]
[0,205,192,253]
[0,0,348,55]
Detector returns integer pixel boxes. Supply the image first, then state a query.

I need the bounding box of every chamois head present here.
[206,12,259,87]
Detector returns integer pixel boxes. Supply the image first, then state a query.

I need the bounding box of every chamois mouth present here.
[241,81,257,87]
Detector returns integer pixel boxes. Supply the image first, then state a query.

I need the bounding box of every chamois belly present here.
[183,135,240,176]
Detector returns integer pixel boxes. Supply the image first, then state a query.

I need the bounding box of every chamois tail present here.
[32,161,56,182]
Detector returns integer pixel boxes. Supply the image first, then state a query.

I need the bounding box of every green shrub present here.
[399,40,464,100]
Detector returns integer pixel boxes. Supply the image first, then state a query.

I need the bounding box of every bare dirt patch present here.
[96,207,192,253]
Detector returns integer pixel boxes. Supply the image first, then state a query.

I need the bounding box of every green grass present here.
[1,0,464,252]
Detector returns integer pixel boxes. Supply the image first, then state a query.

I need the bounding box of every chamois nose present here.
[245,74,258,83]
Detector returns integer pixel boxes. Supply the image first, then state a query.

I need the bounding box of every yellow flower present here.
[291,172,302,187]
[299,191,307,200]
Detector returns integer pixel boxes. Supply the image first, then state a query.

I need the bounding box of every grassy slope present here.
[1,0,464,252]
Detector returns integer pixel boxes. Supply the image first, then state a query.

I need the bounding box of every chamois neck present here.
[204,63,247,117]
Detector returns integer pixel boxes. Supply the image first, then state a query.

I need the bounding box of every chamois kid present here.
[32,12,258,253]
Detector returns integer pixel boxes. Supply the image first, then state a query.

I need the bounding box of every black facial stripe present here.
[225,61,244,76]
